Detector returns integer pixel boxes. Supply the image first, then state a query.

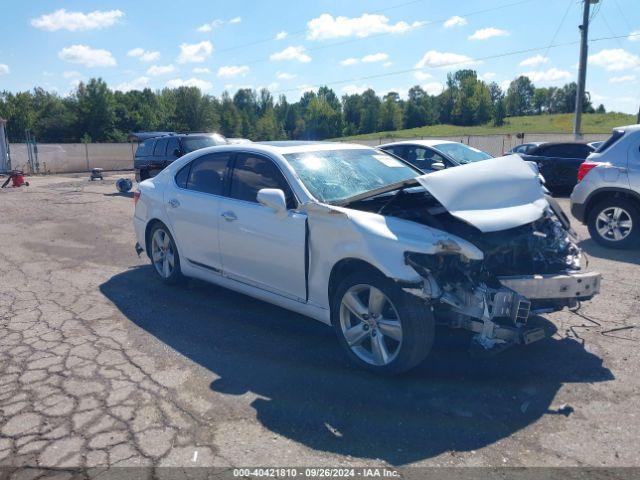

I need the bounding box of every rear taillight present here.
[134,191,141,206]
[577,161,598,182]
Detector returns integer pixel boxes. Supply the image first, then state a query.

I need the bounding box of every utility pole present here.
[574,0,598,139]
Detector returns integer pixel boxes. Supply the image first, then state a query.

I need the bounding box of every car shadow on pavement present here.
[101,266,614,465]
[578,238,640,265]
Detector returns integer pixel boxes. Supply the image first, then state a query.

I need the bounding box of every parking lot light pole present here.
[574,0,599,139]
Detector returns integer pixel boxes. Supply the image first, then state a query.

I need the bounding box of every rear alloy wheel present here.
[150,224,183,284]
[332,271,434,374]
[588,198,640,249]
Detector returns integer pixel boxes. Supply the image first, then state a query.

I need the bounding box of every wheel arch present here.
[584,187,640,222]
[328,258,390,307]
[144,218,169,259]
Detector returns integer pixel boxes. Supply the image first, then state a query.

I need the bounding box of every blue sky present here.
[1,0,639,113]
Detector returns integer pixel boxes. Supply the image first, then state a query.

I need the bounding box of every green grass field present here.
[336,113,637,141]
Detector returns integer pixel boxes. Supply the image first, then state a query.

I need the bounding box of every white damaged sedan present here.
[133,141,601,374]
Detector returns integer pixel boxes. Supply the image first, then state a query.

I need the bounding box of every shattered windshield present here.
[435,143,493,164]
[284,149,420,203]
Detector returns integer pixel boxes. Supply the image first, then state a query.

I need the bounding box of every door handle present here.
[221,211,237,222]
[168,199,180,208]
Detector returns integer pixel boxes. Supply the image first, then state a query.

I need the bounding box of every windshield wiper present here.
[377,186,408,215]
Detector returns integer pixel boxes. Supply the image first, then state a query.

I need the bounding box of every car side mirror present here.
[173,148,182,158]
[431,162,445,171]
[257,188,287,217]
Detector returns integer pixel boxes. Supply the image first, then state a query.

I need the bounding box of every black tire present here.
[587,198,640,249]
[330,270,434,375]
[148,223,184,285]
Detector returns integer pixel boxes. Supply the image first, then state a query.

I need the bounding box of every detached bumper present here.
[498,270,601,304]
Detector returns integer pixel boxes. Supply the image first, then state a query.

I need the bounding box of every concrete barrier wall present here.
[8,133,612,174]
[8,143,134,174]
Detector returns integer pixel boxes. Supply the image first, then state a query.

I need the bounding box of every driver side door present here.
[218,153,307,302]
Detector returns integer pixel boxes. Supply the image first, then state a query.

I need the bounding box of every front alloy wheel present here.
[340,285,403,366]
[332,271,434,374]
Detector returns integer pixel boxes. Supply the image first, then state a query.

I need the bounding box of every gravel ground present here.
[0,172,639,470]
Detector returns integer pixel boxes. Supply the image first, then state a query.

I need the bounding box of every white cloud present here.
[197,19,224,32]
[480,72,496,81]
[177,41,213,63]
[342,84,370,95]
[629,30,640,42]
[362,52,389,63]
[275,31,288,40]
[193,67,211,74]
[521,67,571,83]
[63,70,81,78]
[258,82,279,91]
[297,84,317,95]
[114,76,149,92]
[0,64,9,75]
[444,16,467,28]
[276,72,297,80]
[589,48,640,71]
[415,50,477,69]
[414,71,432,81]
[166,77,213,90]
[127,48,160,62]
[270,46,311,63]
[469,27,509,40]
[340,57,359,66]
[307,13,424,40]
[423,82,444,95]
[147,64,175,76]
[217,65,250,78]
[229,17,242,24]
[58,45,116,68]
[383,61,393,68]
[610,74,636,83]
[31,9,123,31]
[519,54,548,67]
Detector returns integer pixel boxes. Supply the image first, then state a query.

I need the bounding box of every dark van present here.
[134,132,227,181]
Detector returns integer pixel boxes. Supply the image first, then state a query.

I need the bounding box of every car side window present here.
[229,154,296,208]
[404,146,446,170]
[136,140,155,157]
[175,163,190,188]
[166,137,180,159]
[186,153,231,195]
[154,138,168,157]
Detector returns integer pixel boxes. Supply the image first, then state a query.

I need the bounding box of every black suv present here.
[134,132,227,182]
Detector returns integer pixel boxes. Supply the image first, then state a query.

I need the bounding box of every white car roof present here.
[190,141,375,157]
[378,139,458,148]
[616,124,640,133]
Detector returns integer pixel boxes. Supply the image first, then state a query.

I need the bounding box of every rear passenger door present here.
[217,152,307,301]
[164,152,232,273]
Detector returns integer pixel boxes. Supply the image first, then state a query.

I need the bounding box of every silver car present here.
[571,124,640,248]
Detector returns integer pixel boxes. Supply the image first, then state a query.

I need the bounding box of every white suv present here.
[571,124,640,248]
[134,142,601,374]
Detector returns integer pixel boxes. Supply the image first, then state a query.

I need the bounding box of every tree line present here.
[0,69,602,143]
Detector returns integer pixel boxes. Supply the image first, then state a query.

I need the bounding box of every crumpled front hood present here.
[416,155,549,233]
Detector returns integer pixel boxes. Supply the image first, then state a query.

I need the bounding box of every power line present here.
[544,0,575,59]
[215,0,534,56]
[269,31,640,96]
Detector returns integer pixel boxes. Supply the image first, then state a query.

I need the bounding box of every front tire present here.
[331,271,434,375]
[149,223,183,284]
[587,198,640,249]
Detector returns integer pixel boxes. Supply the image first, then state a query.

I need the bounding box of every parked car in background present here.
[506,142,545,155]
[519,142,595,191]
[379,140,493,173]
[134,141,600,374]
[571,125,640,248]
[227,138,253,144]
[133,132,227,182]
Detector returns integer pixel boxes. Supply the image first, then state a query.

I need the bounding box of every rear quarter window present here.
[135,140,155,157]
[596,129,625,153]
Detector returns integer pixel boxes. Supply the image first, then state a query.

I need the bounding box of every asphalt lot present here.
[0,171,639,469]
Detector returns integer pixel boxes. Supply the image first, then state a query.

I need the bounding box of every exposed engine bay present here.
[345,187,601,353]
